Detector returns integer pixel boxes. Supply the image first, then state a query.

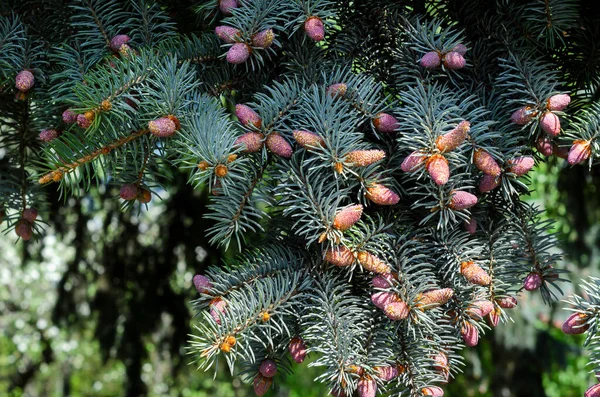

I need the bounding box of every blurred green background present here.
[1,158,599,397]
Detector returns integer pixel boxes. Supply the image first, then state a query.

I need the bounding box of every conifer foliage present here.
[1,0,600,396]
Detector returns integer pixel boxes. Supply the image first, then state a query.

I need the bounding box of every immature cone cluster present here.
[373,112,399,133]
[449,191,478,210]
[289,337,307,363]
[461,322,479,347]
[467,300,495,319]
[443,51,466,70]
[401,151,425,172]
[215,26,241,43]
[39,129,58,142]
[148,117,177,137]
[357,251,391,274]
[77,114,92,129]
[507,156,535,176]
[15,70,34,92]
[357,376,377,397]
[325,246,354,267]
[15,207,38,241]
[420,51,441,69]
[333,204,363,231]
[235,104,262,128]
[62,109,78,124]
[259,359,277,378]
[436,121,470,152]
[253,375,272,396]
[120,184,138,201]
[460,261,491,286]
[420,45,466,70]
[227,43,251,64]
[547,94,571,111]
[252,29,275,49]
[266,133,293,158]
[540,111,560,136]
[193,274,213,294]
[293,130,324,149]
[562,312,589,335]
[110,34,130,52]
[523,272,543,291]
[426,154,450,185]
[567,140,592,165]
[473,149,501,176]
[366,184,400,205]
[304,16,325,41]
[235,132,264,153]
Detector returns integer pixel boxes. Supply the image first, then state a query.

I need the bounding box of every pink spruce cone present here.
[540,111,561,136]
[330,389,347,397]
[304,16,325,41]
[511,106,534,125]
[507,156,535,176]
[77,114,92,129]
[253,375,272,396]
[235,104,262,128]
[215,26,241,43]
[289,337,307,363]
[62,109,78,124]
[461,322,479,347]
[357,377,377,397]
[193,275,212,294]
[209,298,227,324]
[373,112,399,133]
[22,208,38,223]
[227,43,251,64]
[384,301,410,320]
[266,133,293,158]
[371,291,400,310]
[219,0,239,15]
[366,184,400,205]
[15,220,33,241]
[426,154,450,185]
[523,272,543,291]
[293,130,324,149]
[148,117,176,137]
[357,251,391,274]
[553,144,570,159]
[547,94,571,111]
[478,174,501,193]
[460,261,491,286]
[474,148,501,176]
[488,309,501,328]
[453,43,468,56]
[422,386,444,396]
[345,150,386,167]
[259,359,277,378]
[417,288,454,307]
[235,132,264,153]
[436,120,470,152]
[252,29,275,49]
[39,129,58,142]
[110,35,130,52]
[420,51,441,69]
[586,384,600,397]
[562,312,590,335]
[468,300,495,319]
[443,51,466,70]
[375,365,399,381]
[464,217,477,234]
[119,184,138,201]
[536,136,554,156]
[333,204,363,231]
[496,296,518,309]
[326,83,348,98]
[325,246,355,267]
[372,273,394,289]
[449,191,478,210]
[568,140,592,165]
[15,70,34,92]
[432,352,448,371]
[401,151,425,172]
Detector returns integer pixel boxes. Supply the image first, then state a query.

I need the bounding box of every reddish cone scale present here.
[420,51,441,69]
[193,275,212,294]
[461,322,479,347]
[325,246,354,267]
[478,174,500,193]
[110,35,130,52]
[304,16,325,41]
[568,140,591,165]
[449,191,478,210]
[488,308,501,327]
[366,184,400,205]
[562,312,589,335]
[373,112,399,133]
[344,150,386,166]
[62,109,77,124]
[252,29,275,49]
[523,272,543,291]
[371,291,400,310]
[585,384,600,397]
[401,151,425,172]
[496,296,518,309]
[536,136,554,156]
[553,144,570,159]
[468,300,495,319]
[436,120,470,152]
[465,217,477,234]
[384,301,410,320]
[235,104,262,128]
[227,43,251,64]
[253,374,272,396]
[219,0,238,15]
[547,94,571,111]
[22,208,38,223]
[374,365,399,381]
[289,337,307,363]
[326,83,347,98]
[417,288,454,308]
[293,130,324,149]
[372,273,394,288]
[39,129,58,142]
[422,386,444,396]
[432,352,448,371]
[333,204,363,231]
[540,111,561,136]
[235,132,264,153]
[511,106,534,125]
[357,251,391,274]
[453,43,467,55]
[507,156,534,176]
[148,117,177,137]
[15,70,34,92]
[474,149,501,176]
[215,26,241,43]
[119,184,138,201]
[266,133,293,158]
[443,51,465,70]
[357,376,377,397]
[77,114,92,129]
[259,359,277,378]
[15,220,33,240]
[426,154,450,185]
[460,261,491,286]
[210,298,227,325]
